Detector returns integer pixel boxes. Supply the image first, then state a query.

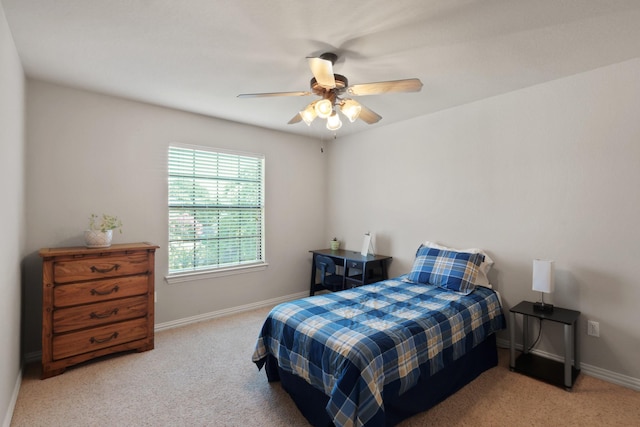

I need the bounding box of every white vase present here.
[84,229,113,248]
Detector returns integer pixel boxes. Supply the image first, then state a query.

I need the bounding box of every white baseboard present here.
[496,338,640,391]
[2,367,22,427]
[155,290,309,332]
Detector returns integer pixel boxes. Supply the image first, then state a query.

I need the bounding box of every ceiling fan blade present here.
[358,104,382,124]
[288,113,302,124]
[308,57,336,89]
[347,78,423,96]
[237,91,311,98]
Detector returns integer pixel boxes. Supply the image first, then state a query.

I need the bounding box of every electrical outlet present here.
[154,291,157,303]
[587,320,600,337]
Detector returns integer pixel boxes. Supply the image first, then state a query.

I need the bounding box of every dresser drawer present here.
[53,295,148,333]
[52,317,149,360]
[54,275,149,307]
[53,252,150,283]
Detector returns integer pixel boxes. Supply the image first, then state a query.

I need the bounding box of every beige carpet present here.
[11,306,640,426]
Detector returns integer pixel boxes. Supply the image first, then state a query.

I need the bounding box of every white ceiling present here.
[4,0,640,138]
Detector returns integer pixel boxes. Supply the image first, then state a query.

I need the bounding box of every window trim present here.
[165,261,269,284]
[166,143,266,282]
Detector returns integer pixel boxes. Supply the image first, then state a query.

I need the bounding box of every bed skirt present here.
[265,333,499,427]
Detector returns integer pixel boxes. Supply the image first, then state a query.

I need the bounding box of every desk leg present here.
[574,320,580,369]
[381,260,388,280]
[509,311,516,369]
[564,323,573,389]
[360,261,367,287]
[309,255,317,296]
[522,315,529,354]
[342,259,347,290]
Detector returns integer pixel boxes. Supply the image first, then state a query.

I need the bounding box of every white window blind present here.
[168,145,264,274]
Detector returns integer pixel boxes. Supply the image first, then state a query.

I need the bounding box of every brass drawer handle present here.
[90,332,119,344]
[90,264,120,274]
[90,308,119,319]
[90,285,120,296]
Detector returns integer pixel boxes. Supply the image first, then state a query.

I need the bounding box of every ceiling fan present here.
[237,52,423,131]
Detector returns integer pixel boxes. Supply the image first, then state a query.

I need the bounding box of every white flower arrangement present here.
[88,213,123,233]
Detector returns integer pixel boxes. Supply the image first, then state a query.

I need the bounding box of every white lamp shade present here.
[340,99,362,122]
[532,259,555,293]
[300,102,317,126]
[326,111,342,130]
[314,99,333,119]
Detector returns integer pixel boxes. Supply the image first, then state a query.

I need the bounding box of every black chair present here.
[313,255,344,295]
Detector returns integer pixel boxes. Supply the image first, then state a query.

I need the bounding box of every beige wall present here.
[0,3,25,424]
[326,58,640,382]
[23,80,327,355]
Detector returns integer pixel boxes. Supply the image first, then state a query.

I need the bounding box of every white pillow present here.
[422,241,493,288]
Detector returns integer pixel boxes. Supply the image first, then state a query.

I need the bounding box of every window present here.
[168,145,265,277]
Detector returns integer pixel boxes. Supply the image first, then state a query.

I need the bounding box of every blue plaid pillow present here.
[407,246,484,294]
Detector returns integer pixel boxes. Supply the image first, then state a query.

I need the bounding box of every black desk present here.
[509,301,581,390]
[309,249,392,296]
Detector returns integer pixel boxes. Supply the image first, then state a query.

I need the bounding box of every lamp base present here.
[533,302,554,313]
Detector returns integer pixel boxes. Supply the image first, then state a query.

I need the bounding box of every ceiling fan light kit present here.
[314,98,333,119]
[326,111,342,131]
[238,52,423,132]
[339,99,362,123]
[300,102,318,125]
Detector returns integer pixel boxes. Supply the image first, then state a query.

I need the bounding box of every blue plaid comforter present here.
[252,277,505,427]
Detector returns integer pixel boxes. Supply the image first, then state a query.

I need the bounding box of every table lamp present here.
[532,259,554,313]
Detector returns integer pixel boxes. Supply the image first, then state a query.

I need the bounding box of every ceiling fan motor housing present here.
[310,74,348,96]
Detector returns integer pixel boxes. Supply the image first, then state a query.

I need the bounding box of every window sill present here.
[165,262,269,285]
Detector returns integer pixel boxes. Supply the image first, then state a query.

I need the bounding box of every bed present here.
[252,243,506,427]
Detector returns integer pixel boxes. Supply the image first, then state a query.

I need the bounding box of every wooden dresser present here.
[39,242,158,379]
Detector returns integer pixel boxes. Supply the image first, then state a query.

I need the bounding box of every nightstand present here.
[509,301,580,390]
